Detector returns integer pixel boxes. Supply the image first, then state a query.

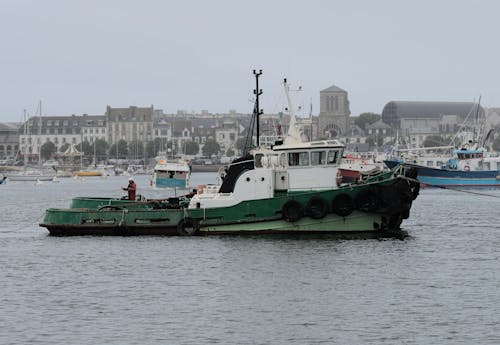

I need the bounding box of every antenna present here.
[253,69,263,146]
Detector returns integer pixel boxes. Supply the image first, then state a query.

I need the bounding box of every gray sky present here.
[1,0,499,122]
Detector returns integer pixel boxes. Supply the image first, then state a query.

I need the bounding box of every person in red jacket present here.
[122,177,136,200]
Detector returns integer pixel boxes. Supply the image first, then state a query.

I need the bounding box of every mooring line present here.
[435,185,500,198]
[396,174,500,198]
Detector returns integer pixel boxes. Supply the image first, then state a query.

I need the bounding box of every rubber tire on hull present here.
[332,193,354,217]
[282,200,304,222]
[355,188,379,212]
[177,218,199,236]
[306,197,329,219]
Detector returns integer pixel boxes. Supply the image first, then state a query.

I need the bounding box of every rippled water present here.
[1,173,499,344]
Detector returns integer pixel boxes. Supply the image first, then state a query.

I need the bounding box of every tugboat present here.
[40,71,420,236]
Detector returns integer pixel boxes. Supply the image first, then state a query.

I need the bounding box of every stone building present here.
[381,101,484,148]
[18,115,105,162]
[381,101,483,135]
[0,123,21,160]
[317,85,351,138]
[106,105,154,145]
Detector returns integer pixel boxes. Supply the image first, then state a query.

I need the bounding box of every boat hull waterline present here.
[386,161,500,187]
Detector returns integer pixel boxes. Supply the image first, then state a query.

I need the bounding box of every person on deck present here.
[122,177,136,200]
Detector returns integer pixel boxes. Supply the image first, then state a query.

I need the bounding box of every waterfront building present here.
[18,115,105,163]
[0,123,21,161]
[106,105,154,145]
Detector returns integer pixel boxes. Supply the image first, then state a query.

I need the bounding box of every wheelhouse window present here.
[327,150,340,164]
[255,153,263,168]
[311,151,326,165]
[288,152,309,166]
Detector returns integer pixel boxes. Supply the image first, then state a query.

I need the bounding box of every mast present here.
[253,69,263,146]
[38,100,42,168]
[23,109,28,168]
[93,136,97,167]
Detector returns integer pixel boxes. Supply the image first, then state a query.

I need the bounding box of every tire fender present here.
[177,218,199,236]
[306,197,329,219]
[332,193,354,217]
[281,200,304,222]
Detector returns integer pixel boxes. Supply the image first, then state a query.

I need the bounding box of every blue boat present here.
[385,145,500,187]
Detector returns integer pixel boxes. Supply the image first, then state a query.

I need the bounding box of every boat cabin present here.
[190,140,345,209]
[454,149,484,160]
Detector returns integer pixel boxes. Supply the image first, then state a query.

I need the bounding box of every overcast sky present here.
[1,0,499,122]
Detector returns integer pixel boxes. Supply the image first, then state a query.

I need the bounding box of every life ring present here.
[464,165,470,172]
[336,170,343,186]
[177,218,199,236]
[332,193,354,217]
[355,188,379,212]
[306,196,329,219]
[282,200,304,222]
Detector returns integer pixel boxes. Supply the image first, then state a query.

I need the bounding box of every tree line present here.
[39,138,240,161]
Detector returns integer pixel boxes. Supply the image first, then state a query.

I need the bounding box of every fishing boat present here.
[338,152,387,184]
[39,71,420,237]
[385,143,500,187]
[151,156,191,189]
[384,103,500,187]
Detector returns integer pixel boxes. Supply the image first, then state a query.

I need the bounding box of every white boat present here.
[151,156,191,189]
[8,169,55,181]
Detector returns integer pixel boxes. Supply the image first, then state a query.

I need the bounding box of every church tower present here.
[317,85,350,138]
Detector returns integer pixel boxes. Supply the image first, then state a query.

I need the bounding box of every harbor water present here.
[1,173,499,344]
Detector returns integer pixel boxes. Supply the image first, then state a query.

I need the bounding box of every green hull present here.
[70,196,187,211]
[41,174,419,237]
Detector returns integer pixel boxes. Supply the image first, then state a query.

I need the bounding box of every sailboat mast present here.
[38,100,42,168]
[23,109,28,167]
[253,69,262,146]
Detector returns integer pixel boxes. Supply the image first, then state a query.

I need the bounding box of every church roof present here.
[321,85,346,93]
[366,119,391,129]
